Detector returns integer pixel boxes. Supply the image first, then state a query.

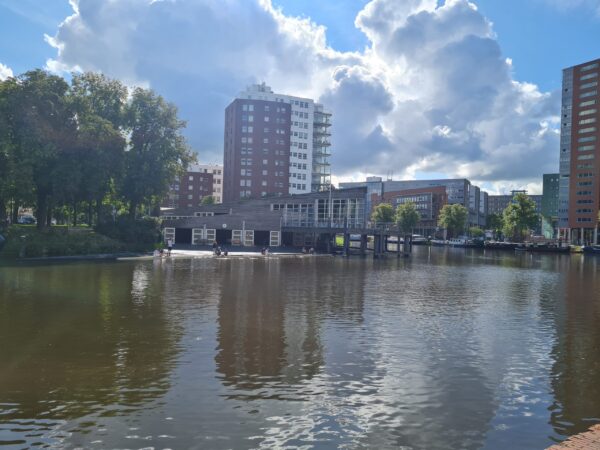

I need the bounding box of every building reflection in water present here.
[214,258,366,397]
[549,255,600,439]
[0,261,182,446]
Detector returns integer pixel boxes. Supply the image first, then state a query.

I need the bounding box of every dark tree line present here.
[0,69,194,229]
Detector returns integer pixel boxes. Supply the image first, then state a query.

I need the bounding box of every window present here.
[188,175,194,181]
[187,194,193,199]
[242,104,248,112]
[264,116,270,122]
[264,105,270,111]
[261,180,267,186]
[579,118,597,125]
[577,190,592,195]
[263,159,268,165]
[262,170,268,175]
[578,154,595,160]
[248,115,253,122]
[248,104,254,111]
[577,181,593,186]
[188,185,193,190]
[580,100,597,107]
[577,199,594,204]
[579,145,596,151]
[580,72,598,81]
[577,172,594,178]
[577,218,593,222]
[578,136,597,143]
[581,81,598,90]
[263,138,269,144]
[579,109,597,116]
[577,163,594,169]
[580,90,597,98]
[578,127,596,134]
[240,179,252,187]
[582,63,599,72]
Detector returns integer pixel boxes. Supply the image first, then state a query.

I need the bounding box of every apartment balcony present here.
[313,138,331,147]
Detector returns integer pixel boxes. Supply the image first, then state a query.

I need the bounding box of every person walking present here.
[167,238,173,256]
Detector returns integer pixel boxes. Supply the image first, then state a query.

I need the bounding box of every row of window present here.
[293,111,309,118]
[580,90,597,99]
[577,154,595,160]
[240,169,287,177]
[581,99,596,108]
[579,118,596,125]
[578,126,596,134]
[578,136,596,143]
[291,162,308,170]
[582,63,599,72]
[292,142,309,149]
[291,152,307,159]
[292,131,309,139]
[241,104,288,114]
[290,172,307,180]
[291,183,307,190]
[580,72,598,81]
[579,144,595,152]
[293,121,309,129]
[577,172,594,178]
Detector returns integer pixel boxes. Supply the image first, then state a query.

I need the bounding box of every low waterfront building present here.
[339,177,488,229]
[370,186,447,237]
[488,191,542,216]
[161,187,367,249]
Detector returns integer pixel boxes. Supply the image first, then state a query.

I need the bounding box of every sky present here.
[0,0,599,194]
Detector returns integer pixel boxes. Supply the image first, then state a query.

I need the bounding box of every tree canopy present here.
[395,202,420,234]
[0,69,194,228]
[371,203,395,223]
[502,193,539,242]
[438,203,468,238]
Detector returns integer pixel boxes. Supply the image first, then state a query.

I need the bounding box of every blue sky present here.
[0,0,598,192]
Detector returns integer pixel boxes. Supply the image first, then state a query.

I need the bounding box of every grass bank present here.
[0,225,154,260]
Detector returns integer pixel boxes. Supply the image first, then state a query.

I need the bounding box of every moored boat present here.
[583,245,600,255]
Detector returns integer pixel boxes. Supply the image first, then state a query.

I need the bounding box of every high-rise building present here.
[190,164,223,203]
[558,58,600,244]
[542,173,559,238]
[223,83,331,202]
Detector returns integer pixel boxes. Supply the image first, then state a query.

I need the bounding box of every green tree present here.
[120,87,195,217]
[9,70,74,229]
[469,227,484,238]
[486,213,503,239]
[438,204,468,238]
[371,203,395,223]
[69,74,128,224]
[502,193,539,242]
[201,195,215,205]
[395,202,420,234]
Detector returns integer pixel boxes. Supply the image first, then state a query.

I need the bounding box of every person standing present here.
[167,238,173,256]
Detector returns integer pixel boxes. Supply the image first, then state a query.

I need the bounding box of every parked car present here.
[17,215,36,224]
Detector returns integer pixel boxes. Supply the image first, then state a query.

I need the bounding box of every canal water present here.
[1,248,599,449]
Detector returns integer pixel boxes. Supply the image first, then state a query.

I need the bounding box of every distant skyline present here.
[0,0,599,194]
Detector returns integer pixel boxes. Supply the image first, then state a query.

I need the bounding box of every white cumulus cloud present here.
[0,62,13,80]
[45,0,560,191]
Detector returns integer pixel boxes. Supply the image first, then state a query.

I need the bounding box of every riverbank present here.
[547,424,600,449]
[0,225,153,260]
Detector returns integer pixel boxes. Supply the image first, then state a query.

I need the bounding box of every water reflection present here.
[1,250,600,449]
[0,262,182,447]
[549,255,600,440]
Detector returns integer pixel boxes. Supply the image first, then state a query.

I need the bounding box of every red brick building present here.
[223,98,291,202]
[371,186,448,236]
[162,170,214,209]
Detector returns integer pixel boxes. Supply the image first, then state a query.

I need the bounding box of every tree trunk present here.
[87,200,93,226]
[11,199,18,224]
[46,201,52,227]
[72,202,78,227]
[36,191,48,230]
[129,200,137,219]
[0,197,7,227]
[95,198,102,225]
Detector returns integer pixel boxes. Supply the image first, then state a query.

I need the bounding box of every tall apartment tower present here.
[223,83,331,202]
[558,58,600,244]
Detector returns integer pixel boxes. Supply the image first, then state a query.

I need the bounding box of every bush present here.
[96,216,160,246]
[1,226,128,258]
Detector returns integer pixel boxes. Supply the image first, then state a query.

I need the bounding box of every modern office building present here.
[339,177,488,229]
[162,169,214,210]
[223,83,331,202]
[558,58,600,244]
[487,191,542,216]
[542,174,560,238]
[190,164,223,203]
